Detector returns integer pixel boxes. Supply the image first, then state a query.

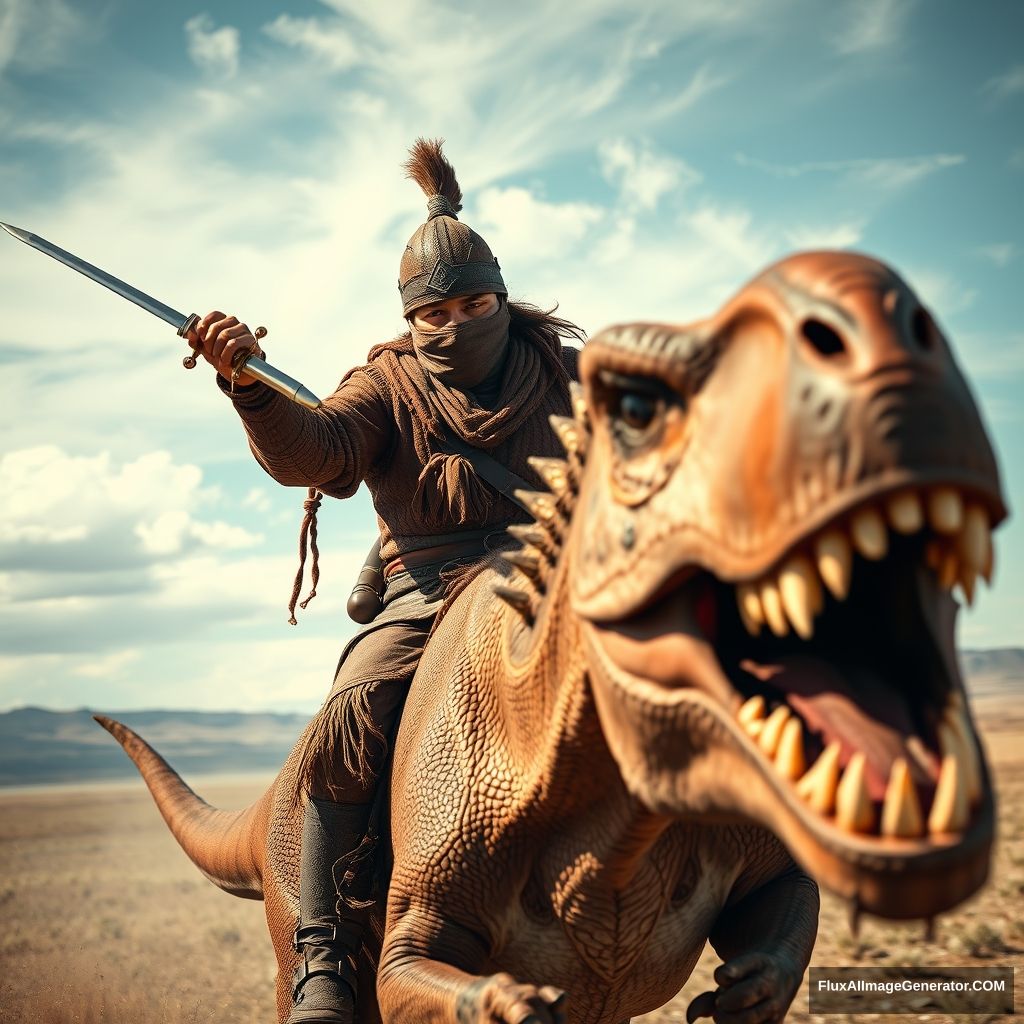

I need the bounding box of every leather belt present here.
[383,536,490,580]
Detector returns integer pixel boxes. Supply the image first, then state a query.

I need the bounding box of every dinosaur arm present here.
[709,861,819,969]
[693,863,819,1024]
[377,906,566,1024]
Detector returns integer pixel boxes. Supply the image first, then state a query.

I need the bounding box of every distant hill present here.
[0,650,1020,787]
[960,648,1024,702]
[0,707,308,787]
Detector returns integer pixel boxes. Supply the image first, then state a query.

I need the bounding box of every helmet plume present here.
[403,138,464,220]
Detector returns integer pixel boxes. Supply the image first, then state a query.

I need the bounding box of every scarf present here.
[362,316,569,523]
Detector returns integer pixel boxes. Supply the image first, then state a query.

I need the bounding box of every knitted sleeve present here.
[219,367,392,499]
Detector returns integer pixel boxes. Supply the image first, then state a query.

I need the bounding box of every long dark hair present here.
[507,299,586,346]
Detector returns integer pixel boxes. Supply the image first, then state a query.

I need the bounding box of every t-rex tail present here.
[95,715,271,900]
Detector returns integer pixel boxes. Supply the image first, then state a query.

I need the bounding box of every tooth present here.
[775,717,805,780]
[796,741,841,814]
[737,585,763,636]
[759,580,789,637]
[928,488,963,535]
[778,556,820,640]
[815,530,852,600]
[905,735,937,778]
[851,507,888,560]
[960,505,991,576]
[758,705,791,757]
[881,758,924,838]
[941,714,982,805]
[743,718,764,739]
[737,694,766,726]
[959,566,977,606]
[887,491,924,534]
[928,752,969,834]
[835,752,876,833]
[938,550,959,590]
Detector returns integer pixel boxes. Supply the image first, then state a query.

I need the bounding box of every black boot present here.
[287,798,373,1024]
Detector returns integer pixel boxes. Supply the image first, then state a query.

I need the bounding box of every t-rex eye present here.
[619,392,657,431]
[595,370,670,451]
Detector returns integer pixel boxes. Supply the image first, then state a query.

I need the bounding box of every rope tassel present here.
[288,487,323,624]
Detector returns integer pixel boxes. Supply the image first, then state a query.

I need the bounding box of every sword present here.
[1,221,321,409]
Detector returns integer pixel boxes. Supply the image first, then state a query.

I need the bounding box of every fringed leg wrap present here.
[295,684,388,803]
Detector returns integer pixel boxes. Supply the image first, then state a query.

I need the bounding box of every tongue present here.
[739,656,939,801]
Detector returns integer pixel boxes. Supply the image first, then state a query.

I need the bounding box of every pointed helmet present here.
[398,138,506,316]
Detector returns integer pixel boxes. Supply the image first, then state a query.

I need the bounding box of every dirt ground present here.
[1,705,1021,1024]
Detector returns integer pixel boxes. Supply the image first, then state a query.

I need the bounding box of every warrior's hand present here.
[686,951,803,1024]
[184,310,264,387]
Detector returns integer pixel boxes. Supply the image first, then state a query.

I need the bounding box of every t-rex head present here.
[559,251,1006,922]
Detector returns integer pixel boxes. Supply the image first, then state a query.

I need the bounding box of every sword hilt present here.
[178,313,202,369]
[179,316,268,373]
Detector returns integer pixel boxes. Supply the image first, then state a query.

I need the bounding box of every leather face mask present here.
[410,301,511,389]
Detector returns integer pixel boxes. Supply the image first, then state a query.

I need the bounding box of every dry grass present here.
[1,706,1021,1024]
[0,779,276,1023]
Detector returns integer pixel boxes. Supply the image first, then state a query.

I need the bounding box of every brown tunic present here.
[219,340,579,797]
[221,345,579,563]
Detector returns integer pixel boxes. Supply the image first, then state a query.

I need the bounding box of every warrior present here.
[186,139,583,1023]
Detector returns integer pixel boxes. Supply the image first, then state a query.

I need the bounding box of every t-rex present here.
[97,251,1006,1024]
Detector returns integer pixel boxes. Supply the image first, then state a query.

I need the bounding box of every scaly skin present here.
[99,251,1006,1024]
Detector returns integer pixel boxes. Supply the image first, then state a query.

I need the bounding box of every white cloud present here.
[242,488,273,514]
[952,332,1024,380]
[687,203,774,272]
[906,268,978,319]
[184,14,240,79]
[973,243,1015,268]
[599,139,701,211]
[0,446,259,571]
[652,63,733,119]
[263,14,360,71]
[981,64,1024,102]
[0,0,88,76]
[735,151,965,190]
[830,0,915,55]
[474,187,604,266]
[73,649,141,680]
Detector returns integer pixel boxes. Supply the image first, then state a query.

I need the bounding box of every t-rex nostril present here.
[801,318,846,358]
[910,307,936,352]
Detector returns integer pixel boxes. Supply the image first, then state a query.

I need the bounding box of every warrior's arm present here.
[187,310,391,496]
[221,367,391,499]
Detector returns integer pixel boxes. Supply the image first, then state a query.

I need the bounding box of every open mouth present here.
[595,483,996,844]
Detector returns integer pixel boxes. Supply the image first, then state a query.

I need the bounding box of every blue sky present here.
[0,0,1021,712]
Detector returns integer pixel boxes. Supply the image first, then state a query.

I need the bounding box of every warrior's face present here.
[409,291,500,331]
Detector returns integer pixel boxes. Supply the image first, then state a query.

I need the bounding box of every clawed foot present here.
[458,971,567,1024]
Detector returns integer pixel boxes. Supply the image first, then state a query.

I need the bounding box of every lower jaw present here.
[582,627,995,920]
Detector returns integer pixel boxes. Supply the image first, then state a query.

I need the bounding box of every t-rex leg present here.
[377,907,567,1024]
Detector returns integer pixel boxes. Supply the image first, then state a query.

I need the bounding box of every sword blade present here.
[1,221,322,409]
[1,221,191,332]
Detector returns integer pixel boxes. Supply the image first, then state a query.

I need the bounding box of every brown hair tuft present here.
[403,137,463,214]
